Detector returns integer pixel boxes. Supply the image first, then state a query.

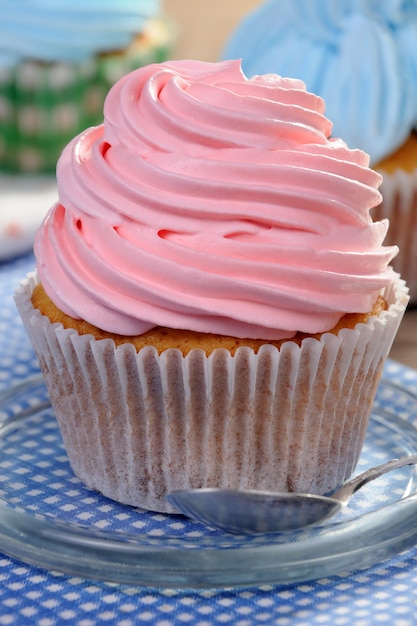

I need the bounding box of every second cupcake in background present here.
[16,60,408,513]
[222,0,417,301]
[0,0,175,173]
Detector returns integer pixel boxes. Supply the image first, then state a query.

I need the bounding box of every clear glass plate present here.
[1,373,417,588]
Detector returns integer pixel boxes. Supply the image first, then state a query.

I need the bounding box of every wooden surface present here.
[164,0,417,370]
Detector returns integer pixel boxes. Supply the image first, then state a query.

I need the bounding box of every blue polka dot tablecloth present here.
[2,252,417,626]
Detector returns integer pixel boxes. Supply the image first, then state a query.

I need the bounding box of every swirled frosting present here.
[34,59,398,340]
[222,0,417,165]
[0,0,161,67]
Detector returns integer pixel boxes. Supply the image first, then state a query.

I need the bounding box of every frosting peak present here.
[35,60,398,340]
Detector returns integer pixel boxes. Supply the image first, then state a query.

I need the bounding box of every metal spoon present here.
[166,454,417,534]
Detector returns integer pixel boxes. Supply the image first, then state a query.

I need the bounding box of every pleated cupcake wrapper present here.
[376,167,417,303]
[15,272,409,513]
[0,18,175,173]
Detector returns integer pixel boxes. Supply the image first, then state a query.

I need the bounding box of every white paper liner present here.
[15,273,409,513]
[376,167,417,302]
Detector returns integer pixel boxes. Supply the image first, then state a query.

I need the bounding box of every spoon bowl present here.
[166,454,417,534]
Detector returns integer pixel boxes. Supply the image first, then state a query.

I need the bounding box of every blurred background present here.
[165,1,259,61]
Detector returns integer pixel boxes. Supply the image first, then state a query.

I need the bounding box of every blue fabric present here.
[1,252,417,626]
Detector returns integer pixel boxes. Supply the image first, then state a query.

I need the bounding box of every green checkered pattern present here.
[0,24,174,173]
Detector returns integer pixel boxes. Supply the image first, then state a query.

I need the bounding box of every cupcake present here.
[0,0,174,173]
[222,0,417,300]
[15,60,408,514]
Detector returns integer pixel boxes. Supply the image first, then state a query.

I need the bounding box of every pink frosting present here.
[35,59,398,340]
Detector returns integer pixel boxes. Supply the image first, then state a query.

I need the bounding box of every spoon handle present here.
[331,454,417,505]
